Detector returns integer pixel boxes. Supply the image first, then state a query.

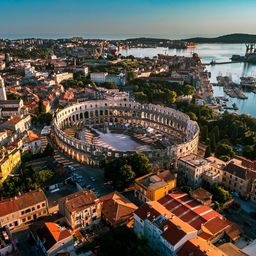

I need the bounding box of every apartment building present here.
[1,115,31,134]
[0,189,48,230]
[178,154,211,188]
[222,158,256,198]
[58,189,102,230]
[134,170,177,202]
[0,147,21,182]
[55,72,73,84]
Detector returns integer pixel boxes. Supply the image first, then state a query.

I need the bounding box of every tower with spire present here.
[0,75,7,101]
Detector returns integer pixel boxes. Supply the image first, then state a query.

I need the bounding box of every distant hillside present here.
[183,33,256,43]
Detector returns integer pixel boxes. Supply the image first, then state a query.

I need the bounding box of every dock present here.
[203,61,241,66]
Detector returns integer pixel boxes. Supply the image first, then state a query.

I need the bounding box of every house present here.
[58,189,102,230]
[22,130,42,154]
[99,191,138,227]
[30,222,72,256]
[134,170,177,202]
[0,99,25,117]
[0,189,48,230]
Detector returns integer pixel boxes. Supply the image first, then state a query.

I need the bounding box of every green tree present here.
[210,133,216,152]
[210,184,231,204]
[201,125,209,142]
[204,145,212,158]
[215,143,234,159]
[212,126,220,142]
[35,169,54,186]
[134,91,148,103]
[127,71,136,82]
[36,113,53,125]
[183,84,194,96]
[167,90,177,104]
[187,112,198,121]
[115,164,135,189]
[243,145,256,159]
[127,152,150,177]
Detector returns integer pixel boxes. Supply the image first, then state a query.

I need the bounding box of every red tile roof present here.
[45,222,71,242]
[0,189,47,217]
[202,217,231,236]
[99,191,137,227]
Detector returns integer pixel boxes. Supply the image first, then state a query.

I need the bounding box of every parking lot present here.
[67,164,114,197]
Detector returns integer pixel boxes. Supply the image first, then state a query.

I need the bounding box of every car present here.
[86,185,92,189]
[90,177,96,182]
[68,165,75,171]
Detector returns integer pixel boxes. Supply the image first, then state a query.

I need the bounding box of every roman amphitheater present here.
[52,100,199,167]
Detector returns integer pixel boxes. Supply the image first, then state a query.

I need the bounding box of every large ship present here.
[245,44,256,63]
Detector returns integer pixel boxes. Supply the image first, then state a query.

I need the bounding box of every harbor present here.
[120,43,256,117]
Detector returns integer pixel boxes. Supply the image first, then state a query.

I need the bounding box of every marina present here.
[120,43,256,117]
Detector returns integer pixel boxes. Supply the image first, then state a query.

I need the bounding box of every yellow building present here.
[134,170,177,202]
[0,148,21,183]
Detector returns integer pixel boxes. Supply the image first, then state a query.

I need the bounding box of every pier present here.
[203,61,241,66]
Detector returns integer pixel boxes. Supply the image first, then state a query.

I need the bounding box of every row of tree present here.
[131,79,194,105]
[0,168,54,198]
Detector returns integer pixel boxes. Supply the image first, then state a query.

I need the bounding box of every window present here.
[42,203,46,207]
[37,205,40,209]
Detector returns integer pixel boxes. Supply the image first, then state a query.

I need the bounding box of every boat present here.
[185,42,196,49]
[232,103,238,111]
[245,44,256,64]
[240,76,256,88]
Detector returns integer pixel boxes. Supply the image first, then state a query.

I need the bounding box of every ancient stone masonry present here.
[53,100,199,166]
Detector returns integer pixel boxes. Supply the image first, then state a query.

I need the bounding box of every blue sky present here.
[1,0,256,39]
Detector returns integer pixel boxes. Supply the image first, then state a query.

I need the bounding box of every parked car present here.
[90,177,96,182]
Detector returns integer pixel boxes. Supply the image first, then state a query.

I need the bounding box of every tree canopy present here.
[101,152,151,190]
